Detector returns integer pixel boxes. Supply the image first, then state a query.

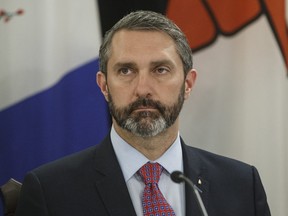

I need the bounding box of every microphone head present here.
[171,171,185,183]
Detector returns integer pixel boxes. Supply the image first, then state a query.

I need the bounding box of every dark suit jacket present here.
[15,135,271,216]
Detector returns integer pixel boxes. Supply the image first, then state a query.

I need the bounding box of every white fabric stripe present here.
[0,0,101,110]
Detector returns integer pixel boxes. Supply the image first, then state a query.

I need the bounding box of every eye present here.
[118,67,132,75]
[155,67,170,74]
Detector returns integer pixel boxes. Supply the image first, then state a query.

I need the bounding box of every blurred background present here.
[0,0,287,215]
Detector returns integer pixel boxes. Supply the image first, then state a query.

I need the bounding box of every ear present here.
[184,69,197,100]
[96,71,109,101]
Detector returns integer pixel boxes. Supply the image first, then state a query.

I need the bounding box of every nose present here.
[134,72,153,98]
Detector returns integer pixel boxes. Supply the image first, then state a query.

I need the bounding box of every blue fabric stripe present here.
[0,59,110,186]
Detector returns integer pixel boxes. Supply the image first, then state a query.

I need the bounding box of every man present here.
[16,11,271,216]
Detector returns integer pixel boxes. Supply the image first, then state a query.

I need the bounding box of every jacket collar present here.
[92,135,137,216]
[181,139,209,215]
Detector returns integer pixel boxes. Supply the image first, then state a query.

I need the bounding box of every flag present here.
[0,0,110,213]
[167,0,288,215]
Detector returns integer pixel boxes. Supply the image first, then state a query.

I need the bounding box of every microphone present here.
[171,171,208,216]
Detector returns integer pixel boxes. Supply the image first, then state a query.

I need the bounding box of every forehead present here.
[111,29,175,46]
[108,29,181,63]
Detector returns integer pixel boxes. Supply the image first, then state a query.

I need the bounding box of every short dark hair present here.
[99,10,193,76]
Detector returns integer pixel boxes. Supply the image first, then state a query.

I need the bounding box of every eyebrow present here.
[150,59,176,69]
[113,59,176,70]
[112,62,137,71]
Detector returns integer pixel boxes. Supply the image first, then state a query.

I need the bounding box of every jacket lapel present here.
[92,136,137,216]
[181,140,210,216]
[91,136,209,216]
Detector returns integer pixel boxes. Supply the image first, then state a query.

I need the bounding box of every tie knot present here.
[138,162,163,185]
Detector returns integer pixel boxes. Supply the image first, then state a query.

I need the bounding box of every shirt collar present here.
[111,125,183,182]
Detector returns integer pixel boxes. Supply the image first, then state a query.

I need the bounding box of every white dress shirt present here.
[111,126,185,216]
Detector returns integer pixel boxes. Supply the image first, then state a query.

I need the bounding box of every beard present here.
[107,84,185,138]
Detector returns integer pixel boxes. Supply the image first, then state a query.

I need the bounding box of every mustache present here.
[127,97,165,115]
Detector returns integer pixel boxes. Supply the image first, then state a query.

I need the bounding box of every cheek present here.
[107,85,132,107]
[107,74,139,105]
[160,82,184,103]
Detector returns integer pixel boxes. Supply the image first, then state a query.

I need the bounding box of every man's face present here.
[97,30,196,137]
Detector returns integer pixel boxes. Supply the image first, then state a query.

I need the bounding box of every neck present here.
[113,121,179,161]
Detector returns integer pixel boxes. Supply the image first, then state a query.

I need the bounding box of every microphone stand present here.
[171,171,208,216]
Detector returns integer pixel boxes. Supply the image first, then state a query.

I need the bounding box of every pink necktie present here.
[138,162,176,216]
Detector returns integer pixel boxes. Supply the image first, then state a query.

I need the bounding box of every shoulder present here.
[31,135,112,178]
[191,146,249,167]
[181,141,255,178]
[181,141,271,215]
